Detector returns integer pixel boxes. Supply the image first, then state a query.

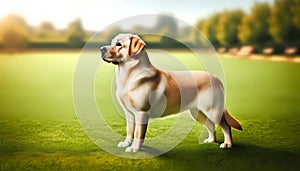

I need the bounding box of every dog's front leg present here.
[118,112,135,148]
[125,112,149,153]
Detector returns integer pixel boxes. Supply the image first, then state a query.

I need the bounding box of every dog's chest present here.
[116,83,154,112]
[116,68,161,112]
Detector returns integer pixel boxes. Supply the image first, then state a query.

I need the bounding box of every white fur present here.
[100,34,238,152]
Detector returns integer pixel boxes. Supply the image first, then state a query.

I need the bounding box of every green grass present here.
[0,51,300,170]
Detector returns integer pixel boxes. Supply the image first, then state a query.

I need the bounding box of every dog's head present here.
[100,33,146,65]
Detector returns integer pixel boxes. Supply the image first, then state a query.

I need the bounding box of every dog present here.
[100,33,242,152]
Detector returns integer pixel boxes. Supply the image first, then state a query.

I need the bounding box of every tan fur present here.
[128,35,146,56]
[224,110,243,131]
[100,33,242,152]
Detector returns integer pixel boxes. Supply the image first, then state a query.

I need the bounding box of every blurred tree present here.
[179,26,199,46]
[154,15,178,37]
[104,26,122,42]
[132,25,148,35]
[35,21,56,39]
[238,16,252,44]
[0,14,30,49]
[195,13,221,46]
[238,2,272,45]
[269,0,300,44]
[153,15,179,48]
[216,10,244,46]
[67,19,85,48]
[291,0,300,29]
[176,26,195,47]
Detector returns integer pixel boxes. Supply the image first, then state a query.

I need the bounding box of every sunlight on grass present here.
[0,51,300,170]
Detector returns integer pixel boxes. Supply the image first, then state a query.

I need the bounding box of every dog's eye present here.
[116,42,122,46]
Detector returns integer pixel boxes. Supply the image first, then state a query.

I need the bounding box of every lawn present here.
[0,51,300,170]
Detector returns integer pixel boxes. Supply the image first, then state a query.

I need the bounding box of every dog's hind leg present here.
[218,114,233,148]
[190,109,216,143]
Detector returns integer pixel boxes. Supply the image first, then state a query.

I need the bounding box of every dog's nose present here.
[100,47,107,55]
[100,47,108,58]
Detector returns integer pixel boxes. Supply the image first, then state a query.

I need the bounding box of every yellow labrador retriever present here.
[100,33,242,152]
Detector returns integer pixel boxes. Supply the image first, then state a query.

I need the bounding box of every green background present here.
[0,51,299,170]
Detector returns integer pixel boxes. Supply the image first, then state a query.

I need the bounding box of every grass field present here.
[0,51,300,170]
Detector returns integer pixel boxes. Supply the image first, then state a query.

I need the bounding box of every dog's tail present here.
[224,110,243,131]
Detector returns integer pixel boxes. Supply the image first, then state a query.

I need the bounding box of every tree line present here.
[0,13,193,49]
[0,0,299,51]
[0,14,87,49]
[196,0,300,50]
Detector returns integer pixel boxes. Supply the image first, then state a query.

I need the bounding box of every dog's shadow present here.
[140,145,165,155]
[155,142,300,170]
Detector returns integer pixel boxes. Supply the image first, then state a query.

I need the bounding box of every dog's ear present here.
[128,35,146,57]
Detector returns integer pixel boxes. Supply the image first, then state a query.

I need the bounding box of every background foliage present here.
[0,0,299,51]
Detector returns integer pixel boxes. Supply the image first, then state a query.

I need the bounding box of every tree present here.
[291,0,300,29]
[238,2,272,45]
[195,13,221,46]
[178,26,201,47]
[0,14,30,49]
[269,0,300,44]
[35,21,56,38]
[152,15,179,48]
[103,26,122,42]
[238,16,252,44]
[67,19,85,48]
[154,14,178,37]
[216,10,244,46]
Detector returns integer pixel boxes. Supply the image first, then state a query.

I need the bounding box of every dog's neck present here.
[116,50,154,87]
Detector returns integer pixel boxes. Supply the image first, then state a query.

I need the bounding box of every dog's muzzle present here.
[100,47,111,63]
[100,46,121,65]
[100,47,108,59]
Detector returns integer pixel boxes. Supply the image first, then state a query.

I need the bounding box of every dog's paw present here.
[124,139,143,152]
[125,146,139,153]
[220,142,232,148]
[117,141,131,148]
[203,138,215,143]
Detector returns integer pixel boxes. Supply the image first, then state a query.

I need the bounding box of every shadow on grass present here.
[157,142,300,170]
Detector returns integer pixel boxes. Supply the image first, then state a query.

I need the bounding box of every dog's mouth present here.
[106,59,121,65]
[101,56,122,65]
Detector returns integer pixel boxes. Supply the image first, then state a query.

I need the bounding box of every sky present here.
[0,0,273,30]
